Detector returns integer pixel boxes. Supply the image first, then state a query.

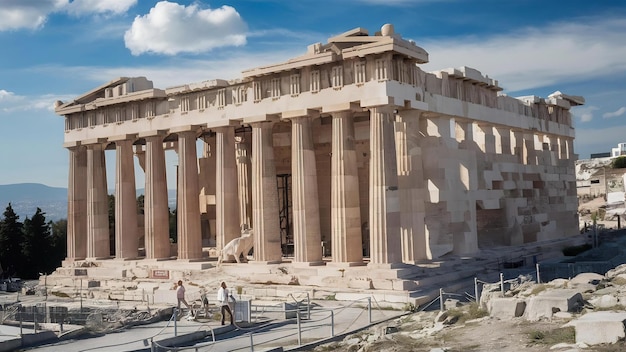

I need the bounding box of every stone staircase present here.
[42,235,586,308]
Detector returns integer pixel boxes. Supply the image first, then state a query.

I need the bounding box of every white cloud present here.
[48,49,298,92]
[0,0,67,31]
[124,1,248,56]
[0,89,71,114]
[571,105,599,123]
[64,0,137,16]
[603,107,626,119]
[419,18,626,93]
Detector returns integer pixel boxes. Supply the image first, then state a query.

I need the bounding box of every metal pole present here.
[439,288,444,312]
[330,310,335,337]
[474,277,479,305]
[296,311,301,346]
[80,279,83,311]
[368,297,372,324]
[536,263,541,284]
[249,332,254,352]
[174,309,178,336]
[150,338,155,352]
[45,274,48,301]
[306,292,311,320]
[500,273,504,297]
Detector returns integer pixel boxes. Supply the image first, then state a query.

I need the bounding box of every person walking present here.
[217,281,235,325]
[176,280,193,317]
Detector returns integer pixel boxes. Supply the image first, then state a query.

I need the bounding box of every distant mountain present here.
[0,183,67,203]
[0,183,67,221]
[0,183,177,221]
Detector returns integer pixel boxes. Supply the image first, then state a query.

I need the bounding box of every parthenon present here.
[54,23,583,269]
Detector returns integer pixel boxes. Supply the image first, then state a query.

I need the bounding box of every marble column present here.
[330,111,363,264]
[511,130,525,164]
[86,143,110,259]
[114,139,138,259]
[494,127,512,155]
[368,107,402,266]
[235,135,252,229]
[215,126,240,250]
[144,134,171,259]
[396,110,428,263]
[176,130,202,260]
[251,122,282,263]
[291,116,323,264]
[67,145,87,260]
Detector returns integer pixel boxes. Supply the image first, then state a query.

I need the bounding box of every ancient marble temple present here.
[55,24,583,268]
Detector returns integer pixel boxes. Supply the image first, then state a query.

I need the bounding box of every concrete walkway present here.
[16,299,402,352]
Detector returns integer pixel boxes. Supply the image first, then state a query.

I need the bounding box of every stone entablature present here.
[54,23,584,266]
[58,27,575,146]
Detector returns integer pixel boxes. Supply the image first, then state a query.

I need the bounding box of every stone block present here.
[487,297,526,319]
[524,289,583,321]
[565,311,626,345]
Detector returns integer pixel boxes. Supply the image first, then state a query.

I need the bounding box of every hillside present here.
[0,183,177,221]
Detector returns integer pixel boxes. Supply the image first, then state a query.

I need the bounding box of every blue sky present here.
[1,0,626,189]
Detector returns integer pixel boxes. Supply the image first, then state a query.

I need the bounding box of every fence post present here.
[174,309,178,337]
[368,297,372,324]
[306,292,311,320]
[296,310,302,346]
[474,277,479,306]
[536,263,541,284]
[439,288,444,312]
[330,310,335,337]
[500,273,504,297]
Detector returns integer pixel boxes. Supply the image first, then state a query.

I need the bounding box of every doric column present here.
[144,134,171,259]
[215,126,240,250]
[368,106,402,266]
[396,110,428,263]
[291,116,323,264]
[235,135,252,229]
[176,130,202,260]
[511,130,525,164]
[86,143,110,259]
[114,139,138,259]
[330,111,363,264]
[251,122,282,263]
[494,127,512,155]
[67,145,87,260]
[475,123,495,154]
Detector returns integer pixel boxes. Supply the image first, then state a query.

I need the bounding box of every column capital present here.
[322,102,361,114]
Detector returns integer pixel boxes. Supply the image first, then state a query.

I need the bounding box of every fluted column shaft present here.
[369,107,401,265]
[86,144,110,258]
[331,111,363,263]
[292,116,322,263]
[216,127,240,250]
[251,122,282,262]
[67,145,87,260]
[144,135,171,259]
[235,135,252,229]
[177,130,202,259]
[396,111,428,262]
[114,139,138,259]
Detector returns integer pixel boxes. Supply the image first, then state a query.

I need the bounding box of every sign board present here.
[151,269,170,279]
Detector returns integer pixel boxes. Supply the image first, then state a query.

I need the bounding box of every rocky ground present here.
[312,264,626,352]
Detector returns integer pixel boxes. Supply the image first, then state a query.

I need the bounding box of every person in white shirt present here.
[217,281,234,325]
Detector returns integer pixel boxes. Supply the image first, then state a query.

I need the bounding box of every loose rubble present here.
[314,264,626,352]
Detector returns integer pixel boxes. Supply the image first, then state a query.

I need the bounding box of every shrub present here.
[562,244,592,256]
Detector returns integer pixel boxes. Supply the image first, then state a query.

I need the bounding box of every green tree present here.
[169,208,177,243]
[48,218,67,271]
[0,203,24,277]
[612,156,626,169]
[108,194,115,256]
[21,208,52,279]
